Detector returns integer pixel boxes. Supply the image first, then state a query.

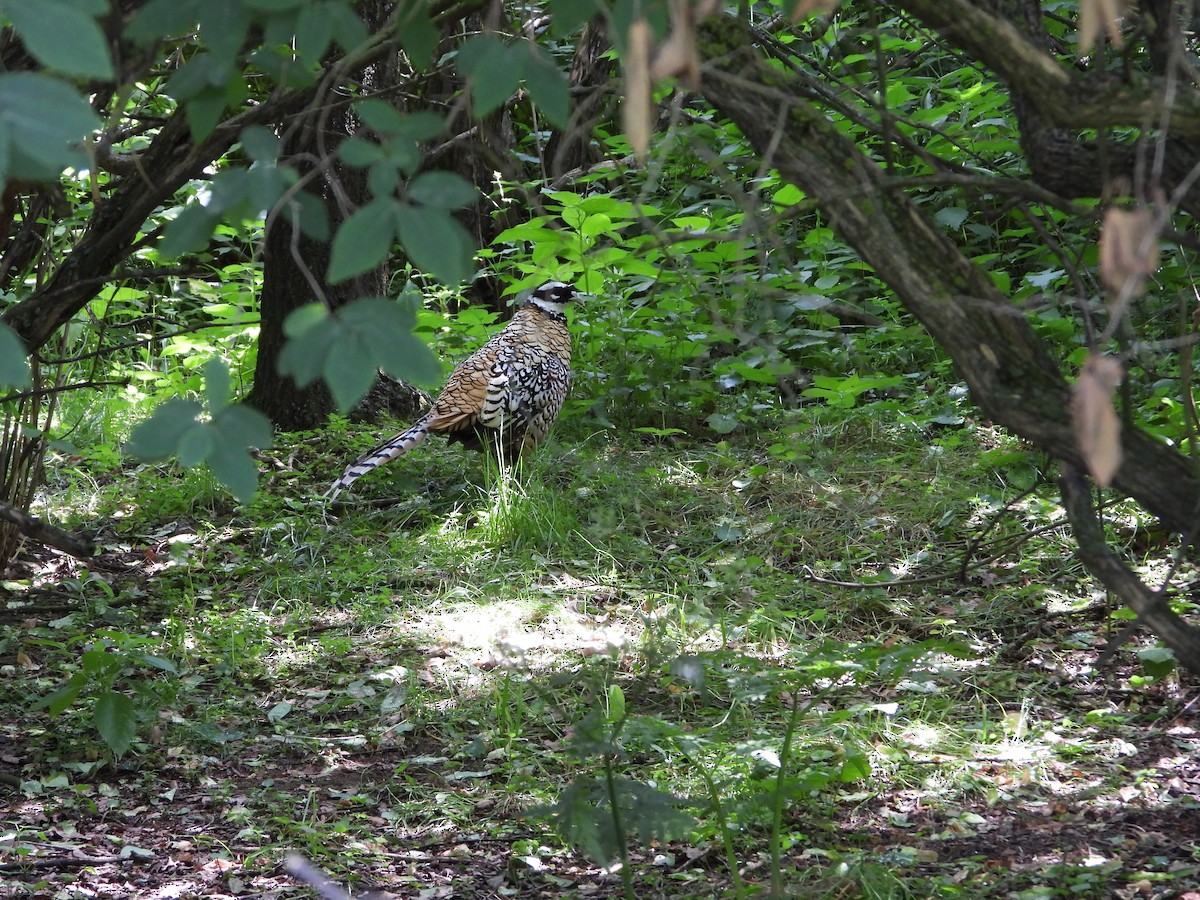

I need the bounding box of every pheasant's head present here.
[527,281,579,317]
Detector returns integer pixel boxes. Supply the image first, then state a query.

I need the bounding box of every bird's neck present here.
[527,297,569,320]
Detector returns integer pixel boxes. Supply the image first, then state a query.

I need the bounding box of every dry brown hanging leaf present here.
[624,19,653,162]
[1078,0,1132,55]
[651,0,701,87]
[1072,353,1124,487]
[790,0,842,22]
[650,0,719,87]
[1098,205,1159,303]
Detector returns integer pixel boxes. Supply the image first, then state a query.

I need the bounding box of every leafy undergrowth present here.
[2,412,1198,899]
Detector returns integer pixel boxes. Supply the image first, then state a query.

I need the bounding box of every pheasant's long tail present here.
[324,420,431,500]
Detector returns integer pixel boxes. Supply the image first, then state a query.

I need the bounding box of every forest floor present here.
[2,412,1199,899]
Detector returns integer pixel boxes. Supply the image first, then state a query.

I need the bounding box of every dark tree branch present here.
[895,0,1200,135]
[0,500,94,560]
[1060,465,1200,673]
[696,14,1200,534]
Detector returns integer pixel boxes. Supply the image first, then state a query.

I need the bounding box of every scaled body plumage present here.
[326,281,579,499]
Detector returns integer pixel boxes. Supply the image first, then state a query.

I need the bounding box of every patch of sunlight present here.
[659,459,706,487]
[984,738,1052,765]
[422,597,632,662]
[899,723,943,749]
[1044,588,1105,614]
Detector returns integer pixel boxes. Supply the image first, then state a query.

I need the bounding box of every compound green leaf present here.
[126,399,203,461]
[4,0,114,79]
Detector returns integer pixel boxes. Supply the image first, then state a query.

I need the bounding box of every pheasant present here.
[326,281,579,500]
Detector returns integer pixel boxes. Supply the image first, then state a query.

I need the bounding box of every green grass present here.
[3,408,1197,898]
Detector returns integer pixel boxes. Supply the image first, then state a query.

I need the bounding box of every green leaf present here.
[199,0,250,71]
[31,673,87,715]
[521,42,571,129]
[546,0,595,36]
[343,296,441,386]
[367,160,402,196]
[207,439,260,502]
[1138,646,1177,678]
[0,73,99,181]
[283,301,330,338]
[356,99,408,136]
[278,319,334,387]
[394,5,439,71]
[215,404,274,450]
[327,1,369,53]
[323,332,376,412]
[138,655,179,674]
[94,690,137,757]
[4,0,115,79]
[126,399,203,461]
[706,412,739,435]
[394,204,475,286]
[176,423,214,467]
[289,189,331,241]
[124,0,205,45]
[391,111,445,143]
[159,204,218,259]
[203,358,231,414]
[0,324,31,388]
[456,35,520,117]
[295,2,335,64]
[240,125,280,162]
[244,0,307,11]
[338,136,386,168]
[606,684,625,722]
[183,86,228,143]
[0,119,9,183]
[838,751,872,782]
[327,197,396,284]
[406,171,478,210]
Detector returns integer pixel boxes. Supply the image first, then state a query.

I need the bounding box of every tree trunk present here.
[245,112,387,430]
[247,0,397,430]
